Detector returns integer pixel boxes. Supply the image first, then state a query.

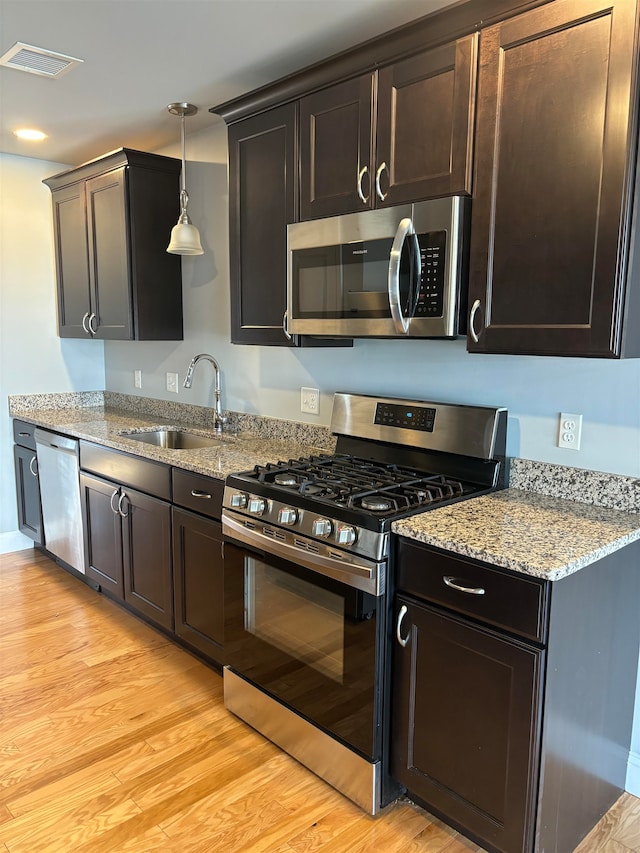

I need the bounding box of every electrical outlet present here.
[166,372,179,394]
[558,412,582,450]
[134,369,142,389]
[301,386,319,415]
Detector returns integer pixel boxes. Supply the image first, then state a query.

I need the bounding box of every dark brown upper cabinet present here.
[467,0,640,358]
[44,149,184,341]
[228,104,298,346]
[299,34,478,221]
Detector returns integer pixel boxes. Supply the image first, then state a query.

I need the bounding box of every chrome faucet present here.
[183,353,226,435]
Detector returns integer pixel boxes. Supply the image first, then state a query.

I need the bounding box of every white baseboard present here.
[0,530,33,554]
[626,750,640,796]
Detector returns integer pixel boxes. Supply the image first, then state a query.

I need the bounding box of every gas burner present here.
[302,483,324,495]
[274,473,298,487]
[361,496,394,512]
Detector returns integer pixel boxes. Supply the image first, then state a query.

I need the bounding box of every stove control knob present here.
[312,518,333,538]
[248,497,267,515]
[336,524,357,546]
[230,492,248,508]
[278,507,298,525]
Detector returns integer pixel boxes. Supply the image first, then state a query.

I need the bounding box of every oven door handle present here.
[388,216,420,335]
[222,513,384,597]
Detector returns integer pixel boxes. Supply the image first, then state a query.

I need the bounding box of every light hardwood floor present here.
[0,549,638,853]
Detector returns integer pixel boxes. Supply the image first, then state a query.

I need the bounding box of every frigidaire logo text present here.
[351,249,368,255]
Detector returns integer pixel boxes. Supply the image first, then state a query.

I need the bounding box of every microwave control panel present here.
[415,230,446,317]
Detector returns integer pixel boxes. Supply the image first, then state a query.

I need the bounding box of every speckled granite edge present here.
[393,490,640,580]
[510,458,640,513]
[8,391,105,412]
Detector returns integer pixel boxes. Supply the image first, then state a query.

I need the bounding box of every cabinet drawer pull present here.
[110,488,120,515]
[191,489,212,499]
[469,299,481,343]
[18,431,30,437]
[375,162,388,201]
[29,456,38,477]
[396,604,410,647]
[357,165,369,204]
[443,576,485,596]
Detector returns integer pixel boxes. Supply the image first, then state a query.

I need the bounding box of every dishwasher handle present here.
[34,428,79,454]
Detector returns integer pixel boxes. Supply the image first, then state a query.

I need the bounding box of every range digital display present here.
[374,403,436,432]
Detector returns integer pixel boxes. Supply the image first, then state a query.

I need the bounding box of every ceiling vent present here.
[0,42,83,78]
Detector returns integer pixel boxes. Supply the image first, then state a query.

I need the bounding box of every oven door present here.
[224,537,385,761]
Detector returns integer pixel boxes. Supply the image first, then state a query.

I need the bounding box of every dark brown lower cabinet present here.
[392,538,640,853]
[80,471,172,631]
[172,507,224,666]
[13,443,43,545]
[392,596,543,853]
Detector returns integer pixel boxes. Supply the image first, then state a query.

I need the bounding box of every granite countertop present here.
[10,392,640,582]
[393,488,640,581]
[9,396,335,481]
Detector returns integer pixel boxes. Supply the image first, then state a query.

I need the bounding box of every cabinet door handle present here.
[282,311,293,341]
[375,162,388,201]
[443,576,485,596]
[110,488,120,515]
[191,489,212,499]
[88,312,98,335]
[357,165,370,204]
[82,312,91,335]
[117,491,129,518]
[396,604,410,648]
[29,456,38,477]
[469,299,481,343]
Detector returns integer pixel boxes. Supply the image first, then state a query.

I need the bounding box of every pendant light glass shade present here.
[166,102,204,256]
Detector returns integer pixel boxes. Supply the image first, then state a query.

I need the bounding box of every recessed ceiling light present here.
[14,128,48,141]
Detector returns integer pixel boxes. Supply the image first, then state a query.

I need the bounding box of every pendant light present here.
[166,102,204,255]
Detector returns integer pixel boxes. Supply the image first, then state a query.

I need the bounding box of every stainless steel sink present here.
[121,429,223,450]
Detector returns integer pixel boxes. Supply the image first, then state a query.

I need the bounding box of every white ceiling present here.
[0,0,459,167]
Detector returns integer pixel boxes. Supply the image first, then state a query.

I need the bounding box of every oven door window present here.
[245,557,345,683]
[225,542,382,760]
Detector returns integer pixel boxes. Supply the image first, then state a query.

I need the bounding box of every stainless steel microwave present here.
[286,197,469,338]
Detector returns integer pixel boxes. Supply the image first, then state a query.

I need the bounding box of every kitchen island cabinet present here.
[299,34,477,220]
[467,0,640,357]
[392,531,640,853]
[43,148,183,341]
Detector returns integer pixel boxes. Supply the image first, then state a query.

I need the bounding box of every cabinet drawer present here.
[172,469,224,520]
[13,420,37,451]
[79,441,170,500]
[396,539,548,643]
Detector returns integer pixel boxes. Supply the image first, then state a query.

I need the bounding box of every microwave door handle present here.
[388,217,417,334]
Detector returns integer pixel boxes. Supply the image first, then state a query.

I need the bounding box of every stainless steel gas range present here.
[221,393,507,814]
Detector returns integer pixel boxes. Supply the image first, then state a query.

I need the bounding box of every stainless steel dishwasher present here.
[34,428,85,574]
